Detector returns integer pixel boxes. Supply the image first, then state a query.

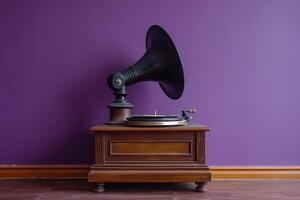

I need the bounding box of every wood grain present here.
[104,132,196,162]
[1,165,300,179]
[110,142,192,155]
[212,166,300,180]
[0,165,89,179]
[89,124,210,132]
[88,169,211,182]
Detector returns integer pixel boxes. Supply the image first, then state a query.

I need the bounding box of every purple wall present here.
[1,0,300,165]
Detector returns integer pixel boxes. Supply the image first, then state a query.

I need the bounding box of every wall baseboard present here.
[211,166,300,180]
[1,165,300,180]
[0,165,90,179]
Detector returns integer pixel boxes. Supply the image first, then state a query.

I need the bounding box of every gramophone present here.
[88,25,211,192]
[107,25,195,126]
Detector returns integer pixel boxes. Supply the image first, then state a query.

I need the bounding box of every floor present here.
[0,180,300,200]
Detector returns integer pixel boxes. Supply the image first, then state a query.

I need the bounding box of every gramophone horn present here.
[107,25,184,123]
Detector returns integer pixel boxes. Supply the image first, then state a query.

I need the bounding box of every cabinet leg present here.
[93,183,105,193]
[195,182,207,192]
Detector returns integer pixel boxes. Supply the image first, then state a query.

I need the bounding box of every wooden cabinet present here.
[88,124,211,192]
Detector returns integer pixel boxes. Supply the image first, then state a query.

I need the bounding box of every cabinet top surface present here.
[89,124,210,132]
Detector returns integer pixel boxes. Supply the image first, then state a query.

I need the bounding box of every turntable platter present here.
[125,115,187,127]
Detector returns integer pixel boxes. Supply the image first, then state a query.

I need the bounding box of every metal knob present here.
[181,108,196,122]
[186,108,196,114]
[115,79,122,86]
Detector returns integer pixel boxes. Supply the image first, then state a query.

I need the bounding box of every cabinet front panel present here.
[104,132,196,162]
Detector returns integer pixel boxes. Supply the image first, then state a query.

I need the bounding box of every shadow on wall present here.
[37,58,148,164]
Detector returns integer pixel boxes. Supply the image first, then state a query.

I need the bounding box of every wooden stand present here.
[88,124,211,192]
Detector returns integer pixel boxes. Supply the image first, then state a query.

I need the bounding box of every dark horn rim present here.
[145,25,184,100]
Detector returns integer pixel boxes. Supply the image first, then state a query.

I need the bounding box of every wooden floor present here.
[0,180,300,200]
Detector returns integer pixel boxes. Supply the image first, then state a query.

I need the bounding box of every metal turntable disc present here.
[124,115,187,127]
